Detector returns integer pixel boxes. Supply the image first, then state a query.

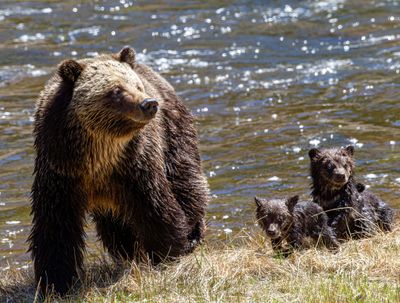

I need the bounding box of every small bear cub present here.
[255,195,339,253]
[309,146,394,240]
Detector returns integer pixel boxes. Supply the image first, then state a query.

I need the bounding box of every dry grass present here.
[1,225,400,303]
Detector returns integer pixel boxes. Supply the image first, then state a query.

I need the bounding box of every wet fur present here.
[309,146,394,240]
[29,47,209,295]
[255,196,339,253]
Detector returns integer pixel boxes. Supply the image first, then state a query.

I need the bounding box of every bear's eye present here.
[110,87,124,101]
[265,216,273,223]
[326,163,334,173]
[136,85,143,92]
[113,87,122,95]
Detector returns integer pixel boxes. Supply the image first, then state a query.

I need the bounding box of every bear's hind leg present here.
[93,211,142,262]
[378,204,394,232]
[187,219,205,252]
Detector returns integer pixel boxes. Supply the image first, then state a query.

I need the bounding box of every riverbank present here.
[1,225,399,302]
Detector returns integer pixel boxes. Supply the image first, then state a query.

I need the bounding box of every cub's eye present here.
[265,216,272,223]
[136,85,143,92]
[326,163,334,173]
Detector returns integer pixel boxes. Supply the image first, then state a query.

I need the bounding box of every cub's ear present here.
[308,148,321,161]
[286,195,299,212]
[117,46,136,68]
[254,196,263,208]
[356,182,365,193]
[58,60,83,83]
[344,145,355,156]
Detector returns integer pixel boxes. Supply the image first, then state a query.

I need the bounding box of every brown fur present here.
[254,196,339,253]
[29,47,209,296]
[309,146,394,240]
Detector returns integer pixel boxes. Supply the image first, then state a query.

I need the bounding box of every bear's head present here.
[309,146,355,189]
[57,47,159,137]
[254,195,298,239]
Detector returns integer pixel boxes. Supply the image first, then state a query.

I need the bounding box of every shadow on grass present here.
[0,258,129,302]
[0,269,36,303]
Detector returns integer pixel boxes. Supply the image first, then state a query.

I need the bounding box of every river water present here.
[0,0,399,270]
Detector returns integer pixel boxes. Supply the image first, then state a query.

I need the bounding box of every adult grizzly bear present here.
[29,47,209,295]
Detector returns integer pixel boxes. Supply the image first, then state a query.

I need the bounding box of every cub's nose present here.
[266,229,278,237]
[140,98,159,116]
[334,173,346,182]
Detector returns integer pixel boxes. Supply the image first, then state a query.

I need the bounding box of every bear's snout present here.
[140,98,159,117]
[332,167,348,184]
[266,224,280,238]
[333,172,346,183]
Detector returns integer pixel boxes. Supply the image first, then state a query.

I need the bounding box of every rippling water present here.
[0,0,399,269]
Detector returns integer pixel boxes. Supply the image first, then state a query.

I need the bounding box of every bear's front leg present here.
[319,226,340,250]
[29,169,87,296]
[329,210,352,240]
[286,223,305,250]
[270,238,283,251]
[131,171,191,263]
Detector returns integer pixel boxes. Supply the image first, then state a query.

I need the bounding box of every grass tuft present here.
[1,225,399,302]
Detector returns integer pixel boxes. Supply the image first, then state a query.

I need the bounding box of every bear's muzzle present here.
[140,98,159,118]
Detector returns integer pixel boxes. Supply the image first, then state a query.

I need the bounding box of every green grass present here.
[1,225,399,302]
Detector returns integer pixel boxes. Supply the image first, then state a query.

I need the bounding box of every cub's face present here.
[58,47,159,137]
[254,196,298,239]
[309,146,355,189]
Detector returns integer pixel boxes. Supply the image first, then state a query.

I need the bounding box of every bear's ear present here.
[254,196,263,208]
[308,148,321,161]
[117,46,136,68]
[356,182,365,193]
[344,145,354,156]
[286,195,299,212]
[58,60,83,83]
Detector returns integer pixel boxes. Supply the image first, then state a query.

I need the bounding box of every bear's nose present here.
[334,173,346,182]
[140,98,159,116]
[266,228,278,237]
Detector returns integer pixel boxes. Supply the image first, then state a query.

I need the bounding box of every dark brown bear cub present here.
[254,196,339,253]
[309,146,394,240]
[29,47,209,295]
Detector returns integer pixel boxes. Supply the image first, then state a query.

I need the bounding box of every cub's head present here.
[57,47,158,137]
[254,195,298,239]
[309,146,355,189]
